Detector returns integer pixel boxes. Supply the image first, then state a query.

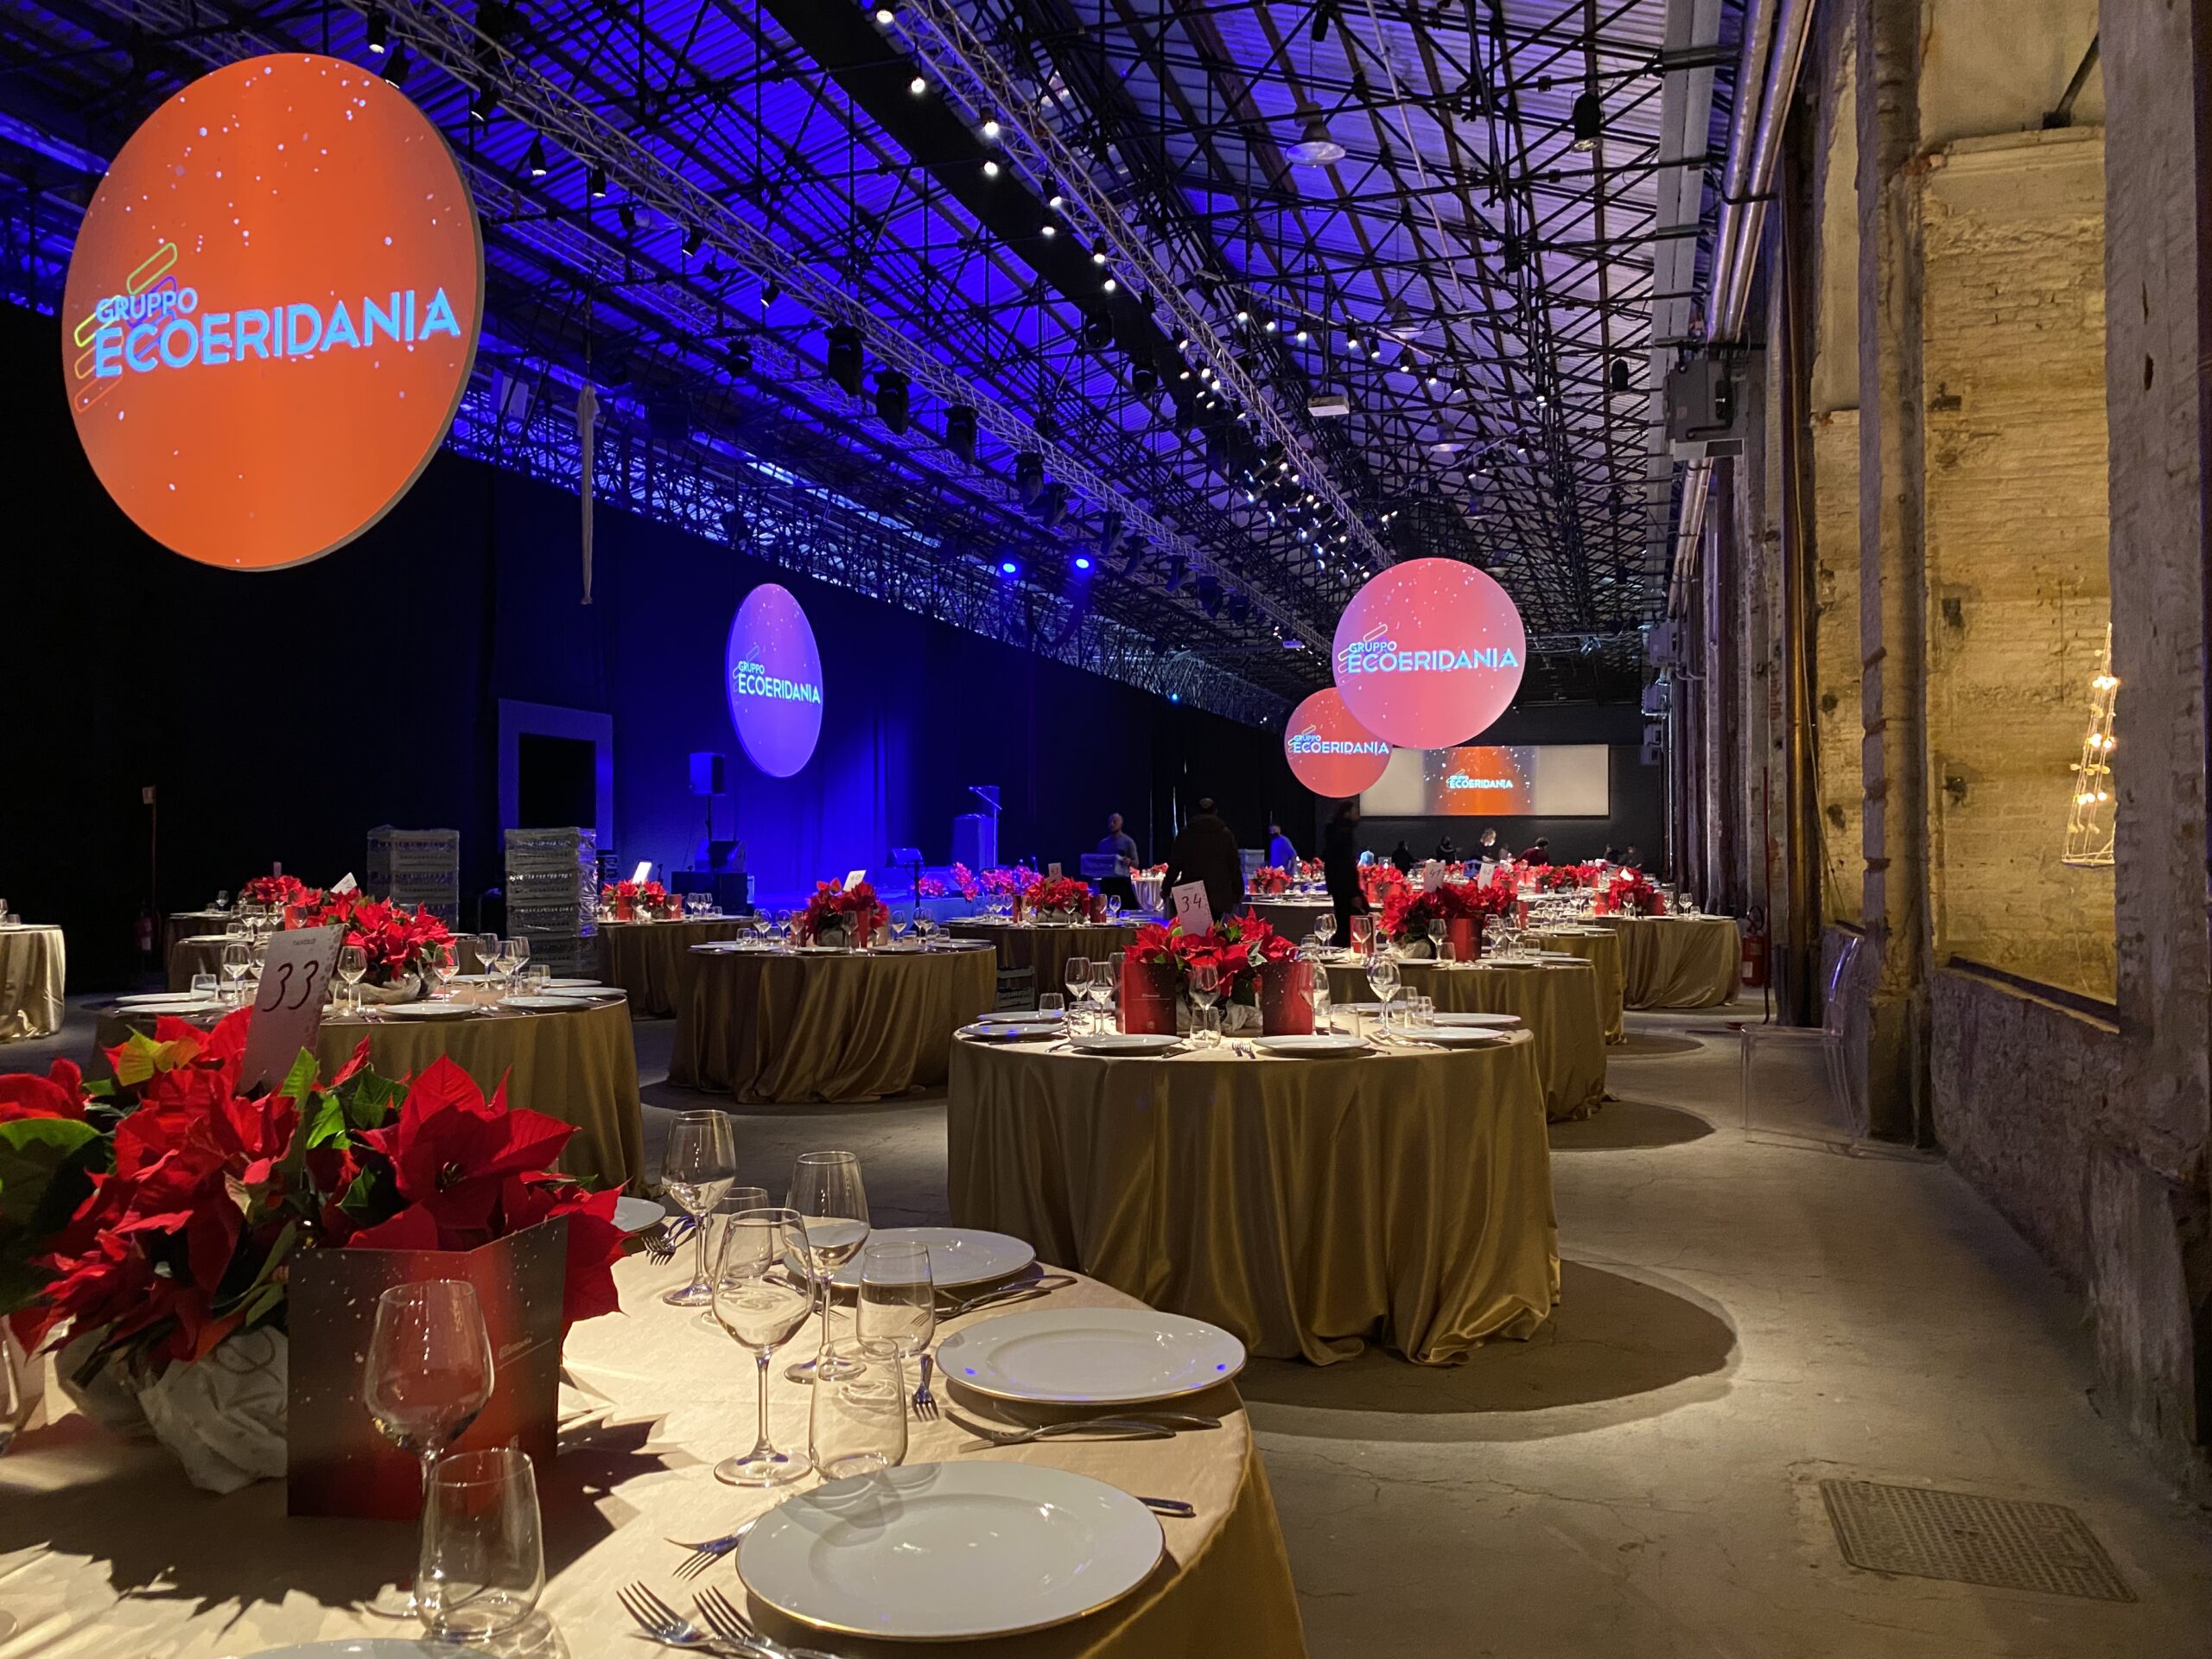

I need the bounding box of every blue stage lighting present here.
[999,559,1019,575]
[1074,556,1092,571]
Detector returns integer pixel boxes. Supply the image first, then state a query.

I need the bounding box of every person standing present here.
[1389,837,1417,874]
[1163,797,1244,924]
[1323,800,1368,943]
[1096,811,1141,909]
[1266,819,1299,869]
[1477,826,1505,862]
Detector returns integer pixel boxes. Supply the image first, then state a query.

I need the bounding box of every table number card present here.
[632,861,653,885]
[1421,861,1445,892]
[330,872,358,894]
[1170,880,1214,937]
[1478,859,1497,886]
[1047,861,1063,878]
[842,868,867,891]
[239,925,344,1091]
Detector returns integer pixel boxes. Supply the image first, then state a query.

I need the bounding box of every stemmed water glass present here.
[1367,954,1402,1034]
[1427,917,1446,957]
[785,1151,871,1382]
[1105,893,1123,924]
[912,911,936,946]
[1064,957,1093,1033]
[502,936,531,991]
[660,1112,738,1307]
[338,944,369,1014]
[427,940,458,999]
[889,907,912,944]
[710,1206,814,1485]
[363,1281,496,1615]
[1315,912,1338,952]
[221,940,252,1006]
[1188,961,1221,1046]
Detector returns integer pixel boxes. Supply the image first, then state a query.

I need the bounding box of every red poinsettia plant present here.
[239,874,314,910]
[1378,870,1519,946]
[1536,863,1603,893]
[946,862,981,900]
[1360,862,1410,907]
[1296,859,1325,882]
[289,891,454,985]
[978,866,1039,899]
[1021,875,1092,915]
[1249,865,1291,895]
[0,1008,624,1387]
[1599,870,1666,917]
[1128,913,1297,1003]
[801,880,889,944]
[601,878,677,917]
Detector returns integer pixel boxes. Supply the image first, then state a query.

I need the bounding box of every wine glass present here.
[912,911,936,945]
[363,1281,495,1613]
[338,944,369,1014]
[1064,956,1093,1014]
[220,941,251,1005]
[856,1241,935,1365]
[890,906,912,944]
[1302,944,1333,1032]
[428,940,458,999]
[503,936,531,987]
[1105,893,1122,923]
[659,1112,738,1306]
[710,1206,814,1485]
[1427,917,1446,957]
[1188,961,1221,1047]
[1367,954,1401,1027]
[1316,912,1338,950]
[785,1151,871,1382]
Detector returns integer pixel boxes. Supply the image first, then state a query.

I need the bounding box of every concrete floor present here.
[21,1000,2212,1652]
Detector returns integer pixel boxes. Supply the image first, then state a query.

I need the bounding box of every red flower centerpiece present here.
[1537,862,1602,893]
[1379,871,1520,957]
[946,862,981,901]
[239,874,313,911]
[1021,874,1092,922]
[0,1008,623,1495]
[288,891,454,1001]
[1360,862,1409,908]
[802,879,888,947]
[600,878,674,921]
[1599,870,1666,917]
[1250,865,1291,895]
[1123,914,1303,1033]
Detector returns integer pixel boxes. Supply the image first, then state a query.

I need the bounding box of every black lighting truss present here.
[0,0,1729,717]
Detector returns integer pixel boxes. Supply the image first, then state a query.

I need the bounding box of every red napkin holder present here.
[1448,917,1480,961]
[285,1218,568,1520]
[1121,955,1178,1033]
[1090,893,1107,923]
[1259,958,1314,1035]
[611,898,635,922]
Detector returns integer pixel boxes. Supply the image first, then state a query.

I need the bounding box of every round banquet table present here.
[1597,914,1744,1008]
[162,909,232,960]
[0,1255,1306,1659]
[0,924,65,1041]
[1241,896,1335,939]
[944,920,1139,997]
[670,942,997,1103]
[597,916,751,1015]
[1325,956,1607,1122]
[948,1031,1558,1366]
[93,997,643,1192]
[164,931,237,991]
[1524,925,1627,1042]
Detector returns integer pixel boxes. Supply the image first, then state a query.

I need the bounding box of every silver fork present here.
[618,1580,746,1653]
[696,1585,845,1659]
[644,1216,696,1265]
[666,1516,758,1580]
[912,1354,938,1421]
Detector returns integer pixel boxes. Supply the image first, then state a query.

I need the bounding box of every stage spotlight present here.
[1073,555,1093,572]
[683,223,702,256]
[1121,533,1148,575]
[366,8,389,54]
[1164,554,1188,592]
[826,324,863,396]
[1610,357,1631,392]
[1226,593,1251,626]
[999,557,1020,577]
[874,367,911,434]
[599,346,631,386]
[525,137,549,177]
[1099,510,1126,556]
[982,160,1000,179]
[728,338,753,374]
[1572,90,1603,151]
[1036,481,1069,528]
[1082,310,1112,348]
[588,164,608,199]
[1503,235,1525,271]
[944,404,979,465]
[469,83,497,124]
[618,202,637,235]
[874,3,899,23]
[380,46,410,86]
[1132,362,1158,396]
[1014,452,1046,505]
[1194,575,1223,617]
[981,118,1001,141]
[721,505,750,544]
[909,74,927,95]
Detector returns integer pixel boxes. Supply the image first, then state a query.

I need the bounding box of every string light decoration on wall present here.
[2063,625,2117,868]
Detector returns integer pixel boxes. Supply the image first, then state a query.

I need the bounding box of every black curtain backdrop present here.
[0,302,1309,988]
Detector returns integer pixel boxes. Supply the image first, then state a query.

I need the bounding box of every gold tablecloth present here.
[1242,898,1336,939]
[1599,915,1743,1008]
[948,1034,1558,1365]
[671,945,997,1103]
[0,1257,1306,1659]
[0,925,65,1042]
[1325,957,1608,1121]
[162,910,232,960]
[1525,927,1626,1042]
[597,917,751,1015]
[943,921,1138,998]
[164,932,237,992]
[94,1000,643,1192]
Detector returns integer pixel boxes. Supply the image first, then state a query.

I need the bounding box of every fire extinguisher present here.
[1740,906,1770,988]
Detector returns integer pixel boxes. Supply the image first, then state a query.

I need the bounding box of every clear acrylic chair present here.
[1738,934,1864,1144]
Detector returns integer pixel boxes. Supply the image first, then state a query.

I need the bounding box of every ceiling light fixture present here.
[1288,111,1346,168]
[909,74,927,95]
[1572,91,1603,151]
[524,137,548,177]
[365,8,389,54]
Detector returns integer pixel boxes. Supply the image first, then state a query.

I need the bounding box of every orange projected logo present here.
[61,54,482,570]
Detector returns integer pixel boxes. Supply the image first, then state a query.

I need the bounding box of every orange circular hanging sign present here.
[61,54,482,570]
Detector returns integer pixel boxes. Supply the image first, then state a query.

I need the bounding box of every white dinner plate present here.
[829,1225,1035,1289]
[614,1195,669,1234]
[935,1306,1245,1406]
[245,1643,450,1657]
[538,985,626,1001]
[1432,1011,1522,1028]
[502,995,586,1012]
[544,976,604,988]
[1250,1034,1371,1058]
[115,996,223,1015]
[1406,1027,1511,1047]
[116,991,222,1007]
[1070,1032,1184,1056]
[377,1002,481,1020]
[988,1008,1064,1024]
[739,1463,1162,1642]
[958,1021,1058,1042]
[448,973,499,984]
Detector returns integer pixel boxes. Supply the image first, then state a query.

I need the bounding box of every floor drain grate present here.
[1819,1479,2133,1602]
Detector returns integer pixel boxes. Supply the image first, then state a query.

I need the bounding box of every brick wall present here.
[1919,130,2114,1000]
[1811,410,1862,925]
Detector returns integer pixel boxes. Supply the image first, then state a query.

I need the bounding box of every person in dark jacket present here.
[1477,827,1505,861]
[1322,801,1368,943]
[1163,798,1244,925]
[1522,837,1552,868]
[1389,838,1417,874]
[1433,834,1459,863]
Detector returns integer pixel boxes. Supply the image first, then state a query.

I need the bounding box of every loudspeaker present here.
[690,752,728,796]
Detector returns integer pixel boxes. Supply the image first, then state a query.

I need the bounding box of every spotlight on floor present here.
[1014,452,1046,505]
[945,404,978,465]
[826,324,863,396]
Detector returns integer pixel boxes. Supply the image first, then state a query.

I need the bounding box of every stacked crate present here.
[366,826,461,924]
[503,826,598,976]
